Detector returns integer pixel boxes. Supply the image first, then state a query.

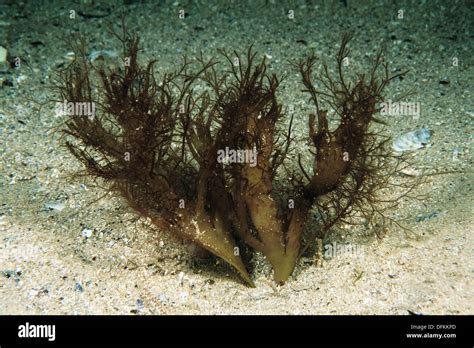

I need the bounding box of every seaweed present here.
[53,28,418,286]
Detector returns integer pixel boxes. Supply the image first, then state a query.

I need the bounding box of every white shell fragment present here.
[399,166,422,176]
[392,127,432,152]
[44,202,65,211]
[88,50,118,62]
[81,228,93,238]
[0,46,7,63]
[178,271,185,286]
[64,51,75,61]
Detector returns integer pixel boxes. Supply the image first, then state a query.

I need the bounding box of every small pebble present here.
[0,46,6,63]
[452,148,460,160]
[16,74,27,84]
[178,271,185,286]
[44,202,65,211]
[2,269,22,280]
[407,309,423,315]
[158,293,169,305]
[136,299,144,312]
[81,228,93,239]
[439,77,450,85]
[400,166,422,177]
[179,291,189,302]
[2,76,14,86]
[64,51,75,61]
[74,282,84,292]
[28,289,38,298]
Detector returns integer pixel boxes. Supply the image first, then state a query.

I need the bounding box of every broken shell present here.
[392,127,432,152]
